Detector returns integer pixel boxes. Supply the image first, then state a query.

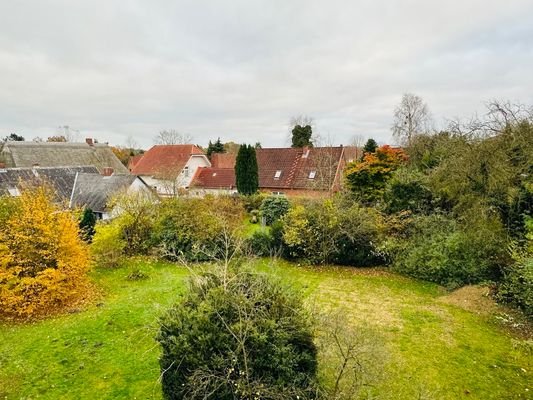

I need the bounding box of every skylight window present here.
[274,170,282,179]
[308,171,316,179]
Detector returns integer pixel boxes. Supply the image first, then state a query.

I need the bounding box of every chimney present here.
[85,138,94,146]
[102,167,114,177]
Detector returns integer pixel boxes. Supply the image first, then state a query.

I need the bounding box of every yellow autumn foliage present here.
[0,187,90,320]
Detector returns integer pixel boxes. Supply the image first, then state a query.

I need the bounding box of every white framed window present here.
[274,170,282,179]
[308,170,316,179]
[183,166,189,177]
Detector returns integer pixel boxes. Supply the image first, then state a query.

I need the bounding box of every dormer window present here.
[308,171,316,179]
[274,170,282,180]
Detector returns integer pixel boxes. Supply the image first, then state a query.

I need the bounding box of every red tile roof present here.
[210,153,236,169]
[128,154,144,171]
[190,146,347,193]
[190,167,236,189]
[130,145,206,177]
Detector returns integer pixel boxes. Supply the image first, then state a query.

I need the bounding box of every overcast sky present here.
[1,1,532,149]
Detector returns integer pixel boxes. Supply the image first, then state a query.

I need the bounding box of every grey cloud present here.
[1,0,532,148]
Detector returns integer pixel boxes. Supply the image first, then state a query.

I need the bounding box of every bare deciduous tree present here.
[154,129,193,145]
[349,134,365,161]
[392,93,432,145]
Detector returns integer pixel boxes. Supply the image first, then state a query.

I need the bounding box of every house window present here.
[274,170,282,180]
[271,191,285,196]
[308,171,316,179]
[183,166,189,177]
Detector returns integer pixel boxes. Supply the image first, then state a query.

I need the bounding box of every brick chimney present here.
[86,138,94,146]
[102,167,114,177]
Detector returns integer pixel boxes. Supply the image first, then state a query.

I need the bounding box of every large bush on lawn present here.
[157,267,319,399]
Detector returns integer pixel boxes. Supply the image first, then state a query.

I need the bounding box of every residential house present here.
[190,146,354,197]
[0,138,128,174]
[129,144,210,196]
[70,171,153,220]
[0,165,153,220]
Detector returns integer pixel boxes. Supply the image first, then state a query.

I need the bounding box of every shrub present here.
[157,267,319,399]
[241,192,266,212]
[152,196,245,262]
[260,195,290,225]
[497,257,533,317]
[79,207,96,242]
[0,187,90,319]
[91,221,127,267]
[281,199,384,266]
[391,211,509,288]
[245,229,276,257]
[110,190,157,255]
[383,168,433,214]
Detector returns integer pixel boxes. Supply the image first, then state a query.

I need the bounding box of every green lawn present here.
[1,258,531,399]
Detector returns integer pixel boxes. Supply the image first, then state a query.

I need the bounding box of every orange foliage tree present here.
[344,145,408,203]
[0,187,90,320]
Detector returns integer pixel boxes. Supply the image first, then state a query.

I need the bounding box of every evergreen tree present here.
[206,137,225,159]
[363,138,378,154]
[79,208,96,241]
[3,133,24,141]
[235,144,258,195]
[291,125,313,148]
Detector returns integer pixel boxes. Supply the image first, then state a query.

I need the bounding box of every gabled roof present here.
[0,166,99,200]
[190,167,236,189]
[70,173,142,212]
[130,145,207,177]
[128,154,144,171]
[0,141,128,173]
[190,146,347,192]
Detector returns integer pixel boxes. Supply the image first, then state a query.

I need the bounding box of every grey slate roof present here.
[70,173,140,212]
[0,166,99,200]
[0,141,128,174]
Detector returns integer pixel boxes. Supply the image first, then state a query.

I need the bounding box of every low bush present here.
[245,229,276,257]
[260,195,290,225]
[157,267,319,399]
[91,221,127,268]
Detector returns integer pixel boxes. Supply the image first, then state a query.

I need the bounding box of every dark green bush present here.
[383,168,433,214]
[391,212,509,288]
[260,196,290,225]
[157,267,319,400]
[246,229,277,257]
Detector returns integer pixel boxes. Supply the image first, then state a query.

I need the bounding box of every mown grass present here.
[1,258,531,399]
